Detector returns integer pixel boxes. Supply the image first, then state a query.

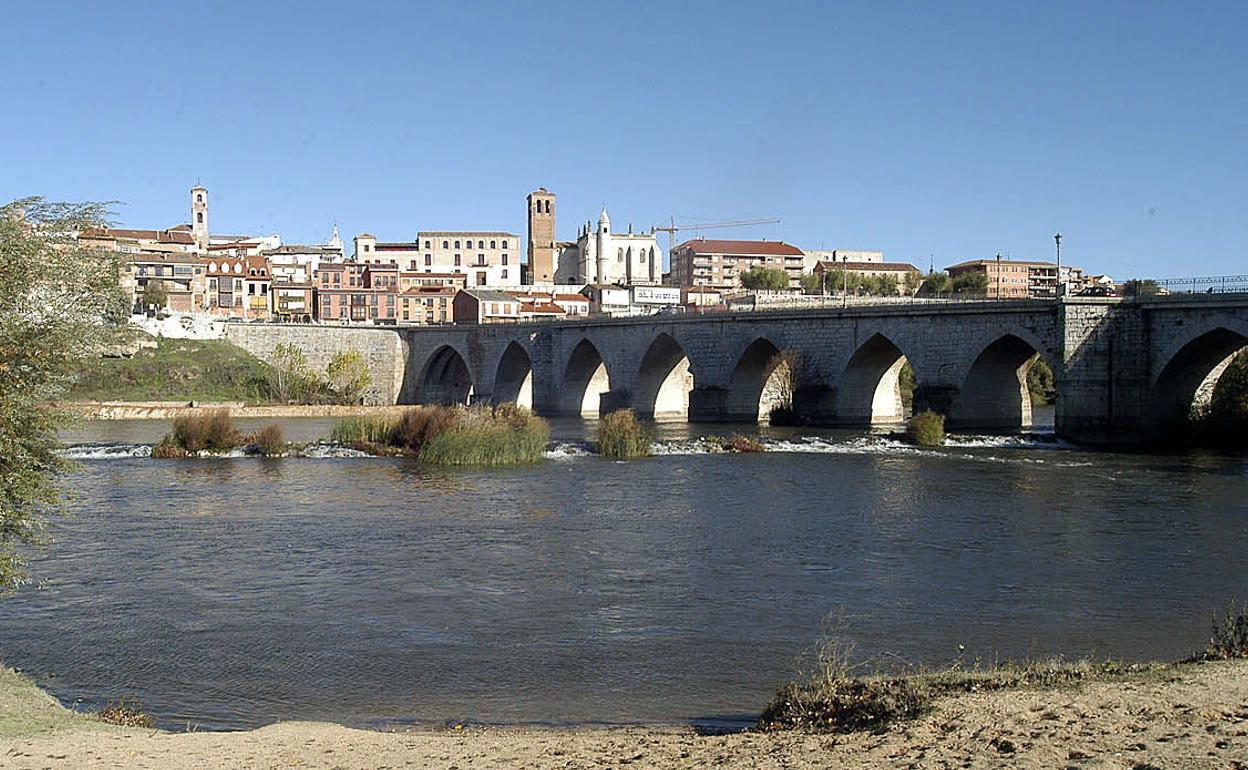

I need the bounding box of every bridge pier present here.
[598,389,632,417]
[912,385,959,421]
[687,386,729,422]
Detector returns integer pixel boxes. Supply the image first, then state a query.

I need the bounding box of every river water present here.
[1,413,1246,731]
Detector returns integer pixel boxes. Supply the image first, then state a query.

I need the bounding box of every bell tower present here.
[191,185,209,252]
[526,188,556,284]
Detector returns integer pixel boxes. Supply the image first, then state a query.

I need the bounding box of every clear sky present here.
[3,1,1244,278]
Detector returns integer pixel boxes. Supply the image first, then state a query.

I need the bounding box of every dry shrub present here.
[97,697,154,728]
[150,440,187,459]
[395,405,461,453]
[251,424,285,456]
[906,410,945,447]
[1197,601,1248,660]
[725,433,767,453]
[169,409,242,453]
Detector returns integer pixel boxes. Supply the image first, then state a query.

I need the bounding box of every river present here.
[1,413,1246,731]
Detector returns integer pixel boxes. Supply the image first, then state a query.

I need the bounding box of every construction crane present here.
[652,216,781,256]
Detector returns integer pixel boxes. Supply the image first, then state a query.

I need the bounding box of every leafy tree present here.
[326,349,372,404]
[951,271,989,295]
[0,198,126,591]
[1120,279,1162,297]
[140,279,168,310]
[267,343,318,403]
[918,270,951,296]
[1026,358,1056,404]
[741,267,791,291]
[800,272,825,294]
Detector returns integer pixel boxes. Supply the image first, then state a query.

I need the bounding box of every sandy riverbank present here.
[62,401,410,420]
[2,661,1246,769]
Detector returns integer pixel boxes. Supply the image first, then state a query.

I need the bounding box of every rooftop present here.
[675,238,804,256]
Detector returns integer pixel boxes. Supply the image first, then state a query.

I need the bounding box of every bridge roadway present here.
[224,294,1248,445]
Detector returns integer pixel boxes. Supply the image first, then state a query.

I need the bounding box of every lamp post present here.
[995,252,1002,300]
[1054,233,1063,298]
[842,254,849,308]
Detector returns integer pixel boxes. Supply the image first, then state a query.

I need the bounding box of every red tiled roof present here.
[676,239,803,256]
[525,303,565,314]
[815,260,920,272]
[81,227,195,245]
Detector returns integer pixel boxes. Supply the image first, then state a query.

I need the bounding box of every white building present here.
[561,208,661,286]
[802,249,883,273]
[581,284,680,317]
[353,231,521,287]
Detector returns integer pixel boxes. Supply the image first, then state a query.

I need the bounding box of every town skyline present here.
[4,2,1246,279]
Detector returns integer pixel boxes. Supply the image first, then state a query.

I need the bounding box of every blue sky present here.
[2,1,1244,277]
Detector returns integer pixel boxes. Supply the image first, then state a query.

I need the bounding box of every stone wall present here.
[224,324,407,404]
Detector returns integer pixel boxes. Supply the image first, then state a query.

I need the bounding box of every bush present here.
[97,697,154,728]
[150,440,188,459]
[1197,601,1248,660]
[328,405,551,465]
[418,407,550,466]
[159,409,243,454]
[596,409,652,459]
[724,433,767,453]
[251,424,286,456]
[906,410,945,447]
[325,349,372,404]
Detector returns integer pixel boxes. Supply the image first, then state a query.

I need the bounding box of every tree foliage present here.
[1120,279,1162,297]
[140,279,168,310]
[267,343,319,403]
[741,267,791,291]
[0,198,127,591]
[325,349,372,404]
[951,271,989,295]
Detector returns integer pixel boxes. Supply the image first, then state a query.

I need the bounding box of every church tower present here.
[191,185,209,252]
[595,207,610,284]
[526,188,556,284]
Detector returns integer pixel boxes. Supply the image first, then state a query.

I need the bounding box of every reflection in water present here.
[2,417,1246,731]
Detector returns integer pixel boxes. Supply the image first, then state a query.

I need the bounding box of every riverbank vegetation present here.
[595,409,652,458]
[906,410,945,446]
[761,603,1248,734]
[1,198,128,591]
[330,405,550,466]
[152,410,290,457]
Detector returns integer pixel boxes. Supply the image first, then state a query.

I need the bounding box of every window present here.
[454,254,461,266]
[502,240,508,249]
[425,254,432,266]
[477,240,484,249]
[454,240,461,249]
[490,240,496,249]
[196,194,203,203]
[364,244,371,252]
[424,240,430,249]
[501,254,508,265]
[442,240,449,249]
[197,212,203,223]
[501,269,508,279]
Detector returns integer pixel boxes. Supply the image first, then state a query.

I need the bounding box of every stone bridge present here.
[224,295,1248,445]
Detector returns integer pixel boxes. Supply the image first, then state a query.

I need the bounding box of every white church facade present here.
[555,207,661,286]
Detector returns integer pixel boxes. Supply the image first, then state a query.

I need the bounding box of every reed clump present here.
[153,409,243,456]
[328,404,550,466]
[724,433,767,453]
[595,409,652,459]
[250,424,286,457]
[96,697,154,728]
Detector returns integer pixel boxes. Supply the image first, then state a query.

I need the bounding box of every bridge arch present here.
[417,344,474,405]
[493,341,533,409]
[562,338,612,417]
[1149,326,1248,440]
[725,336,789,422]
[634,332,695,420]
[837,333,912,426]
[950,333,1052,431]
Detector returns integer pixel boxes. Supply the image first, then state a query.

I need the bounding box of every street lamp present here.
[1054,233,1063,298]
[842,254,849,308]
[995,252,1002,300]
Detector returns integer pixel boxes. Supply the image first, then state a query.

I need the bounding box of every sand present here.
[2,660,1246,769]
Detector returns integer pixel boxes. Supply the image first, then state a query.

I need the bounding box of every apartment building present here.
[667,239,805,291]
[946,259,1063,299]
[119,252,207,313]
[353,231,521,286]
[452,290,522,324]
[316,262,399,324]
[399,286,457,325]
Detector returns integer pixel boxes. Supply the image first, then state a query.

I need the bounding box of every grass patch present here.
[68,337,275,404]
[329,404,550,465]
[153,409,243,456]
[0,665,112,739]
[906,410,946,447]
[1193,600,1248,661]
[723,433,767,453]
[596,409,652,459]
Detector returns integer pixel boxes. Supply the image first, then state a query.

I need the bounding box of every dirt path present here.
[3,660,1247,769]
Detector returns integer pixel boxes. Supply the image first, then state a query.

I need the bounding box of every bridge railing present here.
[1123,275,1248,296]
